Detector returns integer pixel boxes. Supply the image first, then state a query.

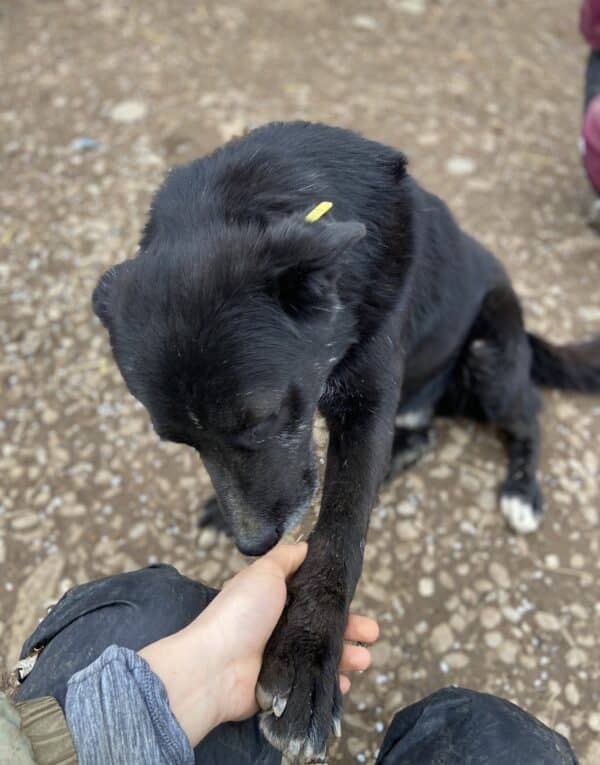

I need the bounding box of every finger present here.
[339,675,351,694]
[258,542,308,579]
[344,614,380,644]
[339,644,371,673]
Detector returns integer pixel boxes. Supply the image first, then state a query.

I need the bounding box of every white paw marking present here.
[501,495,540,534]
[395,408,430,429]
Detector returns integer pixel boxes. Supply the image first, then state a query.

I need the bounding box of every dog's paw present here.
[257,618,342,763]
[501,482,543,534]
[387,426,435,478]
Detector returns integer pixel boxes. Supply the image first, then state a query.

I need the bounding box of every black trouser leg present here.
[15,564,281,765]
[375,687,579,765]
[585,50,600,111]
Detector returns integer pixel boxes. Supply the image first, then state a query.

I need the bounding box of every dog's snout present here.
[237,526,282,557]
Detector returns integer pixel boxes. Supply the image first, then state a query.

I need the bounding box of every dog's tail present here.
[528,333,600,392]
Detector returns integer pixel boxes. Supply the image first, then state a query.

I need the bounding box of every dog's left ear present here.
[92,262,128,328]
[266,214,366,318]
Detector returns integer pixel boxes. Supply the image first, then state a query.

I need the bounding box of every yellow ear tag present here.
[305,201,333,223]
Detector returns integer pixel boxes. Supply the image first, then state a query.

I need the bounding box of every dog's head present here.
[93,202,365,555]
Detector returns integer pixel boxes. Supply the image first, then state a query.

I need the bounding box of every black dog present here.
[93,122,600,762]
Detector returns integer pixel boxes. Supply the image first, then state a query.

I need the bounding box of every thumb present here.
[259,542,308,580]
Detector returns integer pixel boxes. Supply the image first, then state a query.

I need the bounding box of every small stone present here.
[385,689,405,711]
[397,500,416,516]
[42,409,59,425]
[502,606,522,623]
[128,522,147,540]
[70,136,100,152]
[439,571,455,590]
[534,612,561,632]
[418,577,435,597]
[439,443,463,462]
[588,712,600,732]
[478,490,496,511]
[347,737,363,756]
[110,100,148,123]
[446,156,476,176]
[199,560,221,581]
[396,520,419,541]
[484,631,502,648]
[565,682,580,706]
[498,639,519,664]
[11,513,39,531]
[398,0,425,14]
[544,554,560,569]
[59,503,86,518]
[489,562,511,589]
[198,527,218,549]
[430,623,454,654]
[445,651,469,669]
[480,606,501,629]
[449,613,466,632]
[352,14,378,30]
[565,648,586,668]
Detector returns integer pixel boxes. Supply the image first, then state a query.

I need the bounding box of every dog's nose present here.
[237,527,281,557]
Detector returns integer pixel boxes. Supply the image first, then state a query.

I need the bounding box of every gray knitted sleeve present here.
[64,645,194,765]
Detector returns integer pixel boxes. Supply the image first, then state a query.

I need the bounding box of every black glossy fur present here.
[93,122,600,762]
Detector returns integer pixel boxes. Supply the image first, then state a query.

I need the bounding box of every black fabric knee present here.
[375,686,579,765]
[585,50,600,110]
[15,564,280,765]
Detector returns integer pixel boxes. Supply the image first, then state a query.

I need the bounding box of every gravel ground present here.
[1,1,599,762]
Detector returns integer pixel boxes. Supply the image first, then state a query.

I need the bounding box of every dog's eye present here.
[242,411,278,436]
[233,411,280,448]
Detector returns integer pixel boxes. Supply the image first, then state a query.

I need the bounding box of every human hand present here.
[140,543,379,748]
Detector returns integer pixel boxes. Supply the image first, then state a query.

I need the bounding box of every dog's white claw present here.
[256,683,271,711]
[304,742,328,764]
[333,717,342,738]
[273,694,288,718]
[287,738,302,757]
[304,741,315,759]
[501,495,540,534]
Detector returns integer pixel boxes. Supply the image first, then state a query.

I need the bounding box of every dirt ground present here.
[1,0,599,762]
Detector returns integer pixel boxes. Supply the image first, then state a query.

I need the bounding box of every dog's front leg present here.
[257,379,399,763]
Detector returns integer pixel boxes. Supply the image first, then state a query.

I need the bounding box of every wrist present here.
[139,616,228,748]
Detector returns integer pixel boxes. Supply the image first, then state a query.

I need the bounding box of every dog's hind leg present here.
[450,286,544,533]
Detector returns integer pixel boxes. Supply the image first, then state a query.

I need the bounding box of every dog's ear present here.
[92,262,128,327]
[267,215,366,318]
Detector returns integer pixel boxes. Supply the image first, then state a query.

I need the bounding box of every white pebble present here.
[110,100,148,123]
[446,156,476,176]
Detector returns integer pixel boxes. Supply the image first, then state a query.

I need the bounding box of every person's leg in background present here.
[375,687,579,765]
[14,565,281,765]
[580,0,600,217]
